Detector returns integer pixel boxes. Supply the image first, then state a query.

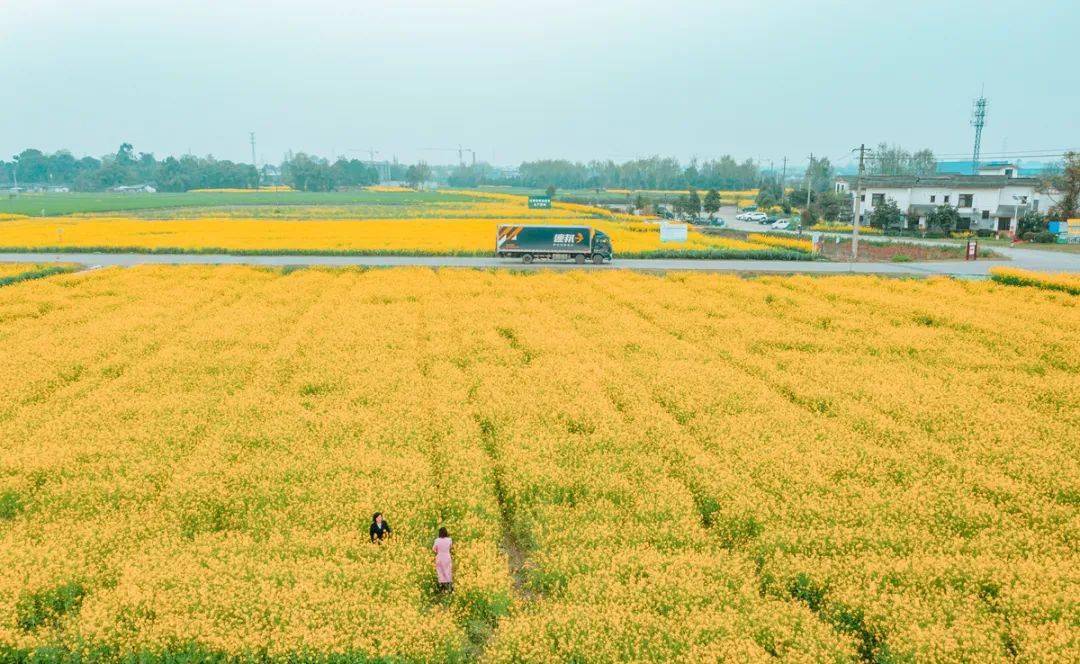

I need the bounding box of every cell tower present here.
[970,94,988,174]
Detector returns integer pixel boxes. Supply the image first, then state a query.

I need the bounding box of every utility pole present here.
[851,144,869,262]
[250,132,259,189]
[805,153,814,210]
[11,155,18,194]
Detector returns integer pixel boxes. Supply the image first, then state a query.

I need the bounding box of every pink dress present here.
[433,537,453,583]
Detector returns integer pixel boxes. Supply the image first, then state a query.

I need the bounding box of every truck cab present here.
[592,230,612,261]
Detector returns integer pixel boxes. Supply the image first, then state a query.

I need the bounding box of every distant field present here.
[0,190,478,217]
[0,191,810,259]
[478,186,757,206]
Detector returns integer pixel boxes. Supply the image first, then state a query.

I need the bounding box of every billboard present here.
[528,196,552,209]
[659,222,688,243]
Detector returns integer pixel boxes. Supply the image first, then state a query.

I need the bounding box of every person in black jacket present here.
[370,512,392,543]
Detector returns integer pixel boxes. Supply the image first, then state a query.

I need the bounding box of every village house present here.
[835,163,1063,234]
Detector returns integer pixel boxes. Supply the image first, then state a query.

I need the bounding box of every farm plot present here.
[0,192,809,259]
[0,267,1076,662]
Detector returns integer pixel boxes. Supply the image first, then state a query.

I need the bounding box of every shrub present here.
[891,254,913,263]
[1033,231,1057,244]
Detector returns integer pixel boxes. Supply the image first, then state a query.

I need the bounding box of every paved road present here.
[5,250,1078,277]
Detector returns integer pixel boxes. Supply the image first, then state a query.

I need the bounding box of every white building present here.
[109,184,157,193]
[835,163,1062,234]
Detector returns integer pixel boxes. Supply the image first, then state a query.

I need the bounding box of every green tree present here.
[1017,210,1047,236]
[545,184,556,199]
[702,189,721,215]
[805,156,834,193]
[405,162,432,190]
[633,193,646,213]
[283,153,334,191]
[811,190,849,221]
[870,144,936,176]
[867,198,904,230]
[927,205,961,233]
[1046,151,1079,220]
[686,187,701,218]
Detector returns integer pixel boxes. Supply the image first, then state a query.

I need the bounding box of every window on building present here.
[930,195,936,203]
[1020,195,1028,204]
[944,195,950,204]
[982,210,990,220]
[859,194,865,202]
[1005,169,1013,177]
[958,194,974,207]
[871,193,885,206]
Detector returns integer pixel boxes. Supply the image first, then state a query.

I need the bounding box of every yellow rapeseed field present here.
[990,266,1080,295]
[0,216,776,256]
[0,267,1076,662]
[745,233,815,253]
[0,263,48,279]
[0,191,806,257]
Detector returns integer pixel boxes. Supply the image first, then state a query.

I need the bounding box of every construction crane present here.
[420,145,475,167]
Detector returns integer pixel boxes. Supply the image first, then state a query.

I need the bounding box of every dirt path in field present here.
[477,416,537,603]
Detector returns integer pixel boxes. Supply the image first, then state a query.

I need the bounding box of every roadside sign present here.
[810,232,822,253]
[660,222,688,243]
[528,195,552,209]
[966,240,978,260]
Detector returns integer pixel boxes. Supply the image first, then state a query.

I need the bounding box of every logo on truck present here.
[497,226,524,246]
[553,232,584,244]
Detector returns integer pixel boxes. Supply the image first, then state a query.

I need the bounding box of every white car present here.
[735,212,752,221]
[748,212,768,222]
[771,219,791,230]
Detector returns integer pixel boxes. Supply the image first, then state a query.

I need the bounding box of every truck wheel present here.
[575,254,586,264]
[522,254,534,264]
[592,254,605,265]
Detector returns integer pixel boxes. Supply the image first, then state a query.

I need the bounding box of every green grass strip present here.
[990,272,1080,296]
[0,265,79,288]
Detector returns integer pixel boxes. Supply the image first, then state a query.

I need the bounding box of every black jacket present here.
[370,520,392,542]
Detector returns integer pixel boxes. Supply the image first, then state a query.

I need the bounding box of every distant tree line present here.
[0,144,386,193]
[1,144,259,192]
[279,153,381,192]
[513,156,762,191]
[867,143,937,176]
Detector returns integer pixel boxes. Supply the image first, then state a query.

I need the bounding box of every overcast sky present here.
[1,0,1077,169]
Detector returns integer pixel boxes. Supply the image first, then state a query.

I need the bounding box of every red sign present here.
[966,240,978,261]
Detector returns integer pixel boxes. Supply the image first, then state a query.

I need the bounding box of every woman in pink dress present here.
[433,527,453,593]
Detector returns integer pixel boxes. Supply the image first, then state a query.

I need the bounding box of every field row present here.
[0,267,1076,661]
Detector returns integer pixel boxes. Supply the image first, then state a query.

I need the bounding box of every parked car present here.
[762,215,778,224]
[747,212,768,222]
[771,219,791,230]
